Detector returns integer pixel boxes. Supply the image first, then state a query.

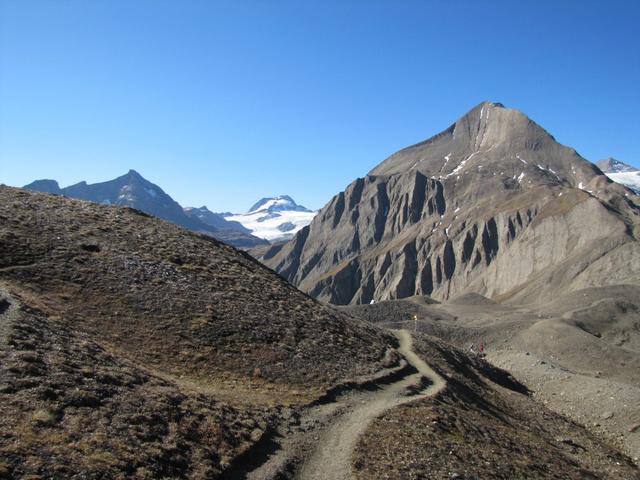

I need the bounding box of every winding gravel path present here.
[238,329,446,480]
[297,329,446,480]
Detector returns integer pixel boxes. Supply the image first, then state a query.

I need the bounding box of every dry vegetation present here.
[0,296,271,479]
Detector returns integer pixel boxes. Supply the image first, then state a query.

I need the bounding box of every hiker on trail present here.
[469,343,476,354]
[478,340,486,358]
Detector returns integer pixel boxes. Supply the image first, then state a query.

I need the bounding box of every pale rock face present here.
[261,102,640,305]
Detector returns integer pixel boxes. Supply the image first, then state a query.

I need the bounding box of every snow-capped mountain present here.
[596,158,640,194]
[225,195,316,242]
[248,195,312,214]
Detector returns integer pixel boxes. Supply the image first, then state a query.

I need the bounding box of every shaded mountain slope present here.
[184,205,252,234]
[0,186,392,396]
[261,102,640,305]
[24,170,267,248]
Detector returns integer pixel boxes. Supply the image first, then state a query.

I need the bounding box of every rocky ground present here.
[354,334,639,480]
[0,186,393,478]
[342,287,640,464]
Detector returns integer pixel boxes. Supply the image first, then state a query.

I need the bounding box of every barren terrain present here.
[342,286,640,463]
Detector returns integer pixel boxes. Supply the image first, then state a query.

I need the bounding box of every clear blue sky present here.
[1,0,639,212]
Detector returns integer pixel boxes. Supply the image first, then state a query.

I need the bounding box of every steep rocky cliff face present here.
[261,102,640,304]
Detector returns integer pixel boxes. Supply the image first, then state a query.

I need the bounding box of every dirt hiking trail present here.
[231,329,446,480]
[297,329,446,480]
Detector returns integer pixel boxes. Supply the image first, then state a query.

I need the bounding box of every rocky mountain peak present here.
[369,102,561,179]
[114,169,148,188]
[226,195,316,242]
[367,101,603,199]
[596,158,637,173]
[596,158,640,195]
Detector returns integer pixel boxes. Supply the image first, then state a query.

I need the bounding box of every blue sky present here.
[1,0,639,212]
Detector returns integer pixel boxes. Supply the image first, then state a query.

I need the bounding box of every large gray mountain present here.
[260,102,640,305]
[24,170,268,248]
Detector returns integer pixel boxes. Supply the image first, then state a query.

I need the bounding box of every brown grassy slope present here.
[354,334,640,480]
[0,186,393,395]
[0,291,270,480]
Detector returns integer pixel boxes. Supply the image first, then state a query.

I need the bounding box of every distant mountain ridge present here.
[596,158,640,194]
[183,205,251,234]
[23,170,268,248]
[225,195,316,242]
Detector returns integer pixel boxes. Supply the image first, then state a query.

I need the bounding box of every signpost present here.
[413,314,417,333]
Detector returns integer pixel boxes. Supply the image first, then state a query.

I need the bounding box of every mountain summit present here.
[261,102,640,305]
[370,101,599,186]
[248,195,312,214]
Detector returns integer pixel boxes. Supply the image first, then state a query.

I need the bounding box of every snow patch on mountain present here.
[605,171,640,195]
